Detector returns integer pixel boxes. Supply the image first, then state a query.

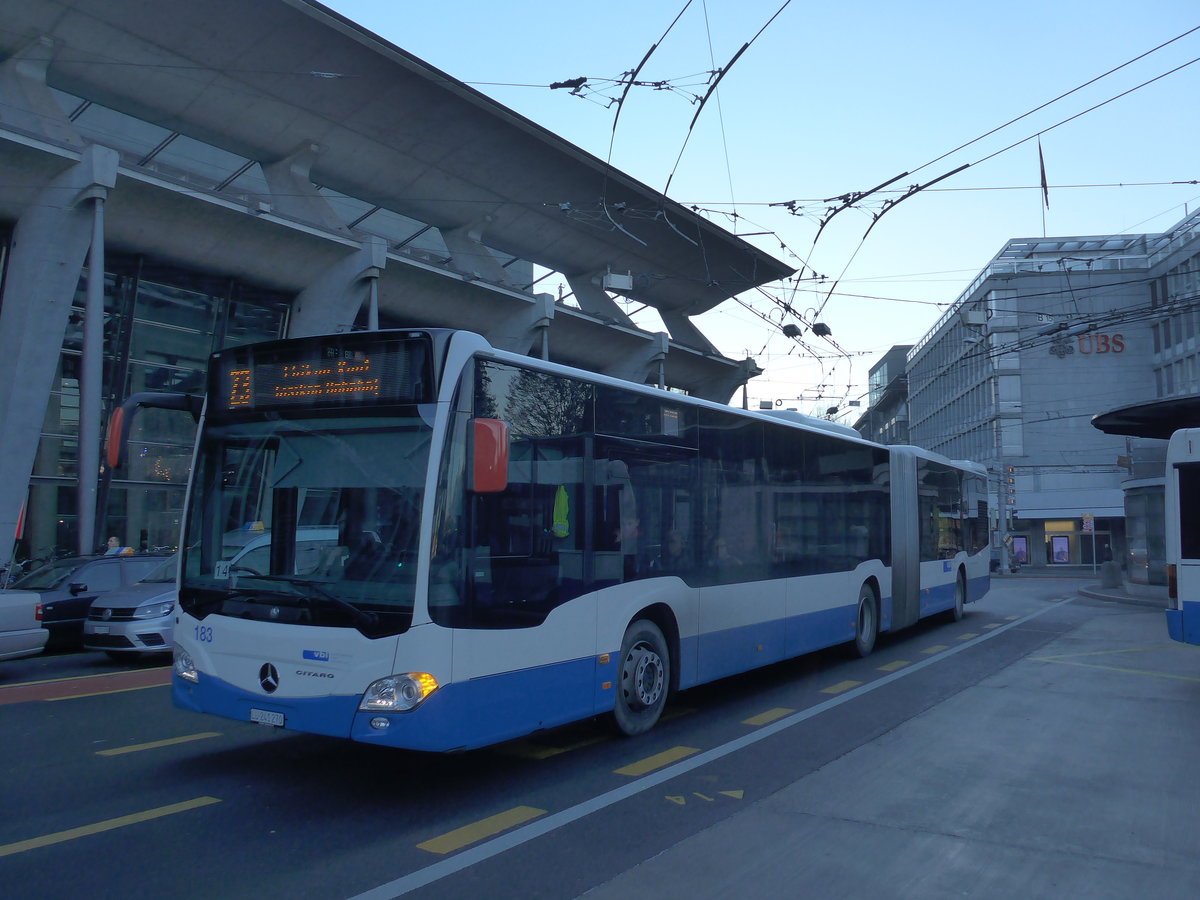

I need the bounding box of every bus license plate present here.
[250,708,285,727]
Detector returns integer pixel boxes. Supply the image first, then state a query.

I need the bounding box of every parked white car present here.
[0,591,49,661]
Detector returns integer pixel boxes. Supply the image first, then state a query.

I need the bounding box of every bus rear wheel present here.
[947,570,966,622]
[853,583,878,658]
[613,620,669,736]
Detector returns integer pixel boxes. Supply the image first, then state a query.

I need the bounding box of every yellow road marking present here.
[417,806,545,855]
[615,746,699,777]
[96,732,222,756]
[500,734,607,760]
[742,707,794,726]
[49,683,168,701]
[1032,658,1200,683]
[1006,616,1019,621]
[921,645,949,654]
[0,797,220,858]
[720,790,744,799]
[877,660,909,672]
[956,633,979,641]
[983,623,1001,630]
[820,680,861,695]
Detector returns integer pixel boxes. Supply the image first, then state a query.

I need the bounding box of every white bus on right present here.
[1166,427,1200,644]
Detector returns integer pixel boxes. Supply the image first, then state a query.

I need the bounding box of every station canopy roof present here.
[1091,395,1200,440]
[3,0,792,316]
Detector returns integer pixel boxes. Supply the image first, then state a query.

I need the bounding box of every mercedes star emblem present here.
[259,663,280,693]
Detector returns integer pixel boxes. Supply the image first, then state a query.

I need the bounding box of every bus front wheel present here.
[854,583,878,658]
[614,620,669,736]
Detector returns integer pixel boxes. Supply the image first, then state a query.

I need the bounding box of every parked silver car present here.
[0,591,48,661]
[83,555,178,659]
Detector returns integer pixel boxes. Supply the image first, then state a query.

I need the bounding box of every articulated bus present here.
[1166,427,1200,644]
[112,328,990,751]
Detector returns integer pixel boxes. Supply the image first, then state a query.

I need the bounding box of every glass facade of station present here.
[9,245,290,563]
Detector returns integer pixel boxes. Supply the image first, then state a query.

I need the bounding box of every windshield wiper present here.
[233,573,378,628]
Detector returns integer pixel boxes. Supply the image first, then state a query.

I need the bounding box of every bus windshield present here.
[180,412,433,637]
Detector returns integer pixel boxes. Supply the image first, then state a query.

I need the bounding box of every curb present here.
[1077,585,1169,609]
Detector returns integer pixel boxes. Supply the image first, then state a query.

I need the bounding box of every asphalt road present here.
[3,577,1198,899]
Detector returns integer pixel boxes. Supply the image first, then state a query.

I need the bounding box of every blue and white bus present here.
[1166,427,1200,644]
[115,328,989,751]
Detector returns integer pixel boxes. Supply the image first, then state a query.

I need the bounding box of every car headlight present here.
[134,600,175,619]
[174,646,198,683]
[359,673,439,712]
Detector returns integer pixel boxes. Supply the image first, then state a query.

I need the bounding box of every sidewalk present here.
[992,566,1169,609]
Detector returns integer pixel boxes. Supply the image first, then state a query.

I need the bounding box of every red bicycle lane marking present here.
[0,667,172,705]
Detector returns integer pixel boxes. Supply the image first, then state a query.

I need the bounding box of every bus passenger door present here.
[889,449,920,630]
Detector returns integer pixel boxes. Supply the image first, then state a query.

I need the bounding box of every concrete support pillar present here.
[0,36,83,146]
[659,309,719,355]
[565,273,635,327]
[688,356,763,405]
[483,293,555,358]
[601,332,670,387]
[0,145,118,565]
[77,188,107,555]
[288,237,387,337]
[260,142,350,235]
[439,219,513,287]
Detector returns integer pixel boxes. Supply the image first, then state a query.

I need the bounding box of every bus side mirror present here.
[105,406,127,469]
[105,392,204,470]
[470,418,509,493]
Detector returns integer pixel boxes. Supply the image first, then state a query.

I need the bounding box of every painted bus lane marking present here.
[349,601,1071,900]
[742,707,794,726]
[0,797,221,858]
[96,732,223,756]
[0,667,172,706]
[417,807,546,855]
[615,746,700,777]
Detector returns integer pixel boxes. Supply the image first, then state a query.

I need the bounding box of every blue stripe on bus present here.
[172,583,985,752]
[1167,600,1200,644]
[173,674,359,739]
[1166,608,1184,642]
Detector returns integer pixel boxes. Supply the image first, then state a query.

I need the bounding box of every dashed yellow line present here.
[877,660,910,672]
[983,623,1001,630]
[820,680,861,695]
[48,683,168,701]
[96,733,222,757]
[742,707,794,726]
[0,797,221,858]
[417,806,546,855]
[921,645,949,655]
[956,632,979,641]
[615,746,699,777]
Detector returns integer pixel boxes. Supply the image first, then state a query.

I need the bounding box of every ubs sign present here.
[1050,333,1125,357]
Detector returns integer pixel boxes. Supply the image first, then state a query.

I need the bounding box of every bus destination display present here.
[214,338,429,411]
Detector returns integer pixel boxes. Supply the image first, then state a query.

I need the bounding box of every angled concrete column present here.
[440,219,514,287]
[483,293,554,358]
[601,332,670,388]
[0,145,118,565]
[288,237,387,337]
[261,142,350,235]
[565,273,635,327]
[689,356,763,405]
[659,309,719,355]
[0,36,83,145]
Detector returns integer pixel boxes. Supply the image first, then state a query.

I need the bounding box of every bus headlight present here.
[174,647,199,683]
[359,673,439,712]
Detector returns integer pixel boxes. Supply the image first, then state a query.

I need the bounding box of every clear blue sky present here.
[325,0,1200,416]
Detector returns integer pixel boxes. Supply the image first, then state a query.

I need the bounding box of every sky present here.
[322,0,1200,419]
